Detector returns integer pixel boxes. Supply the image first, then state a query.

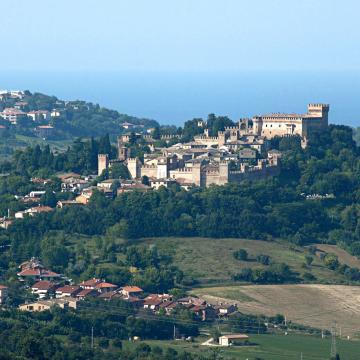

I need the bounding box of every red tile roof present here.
[56,285,80,294]
[0,285,8,289]
[121,286,143,293]
[95,282,118,289]
[18,268,60,277]
[31,281,56,291]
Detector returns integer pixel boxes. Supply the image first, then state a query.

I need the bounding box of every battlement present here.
[171,168,193,173]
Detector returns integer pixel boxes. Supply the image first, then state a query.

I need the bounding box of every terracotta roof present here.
[56,285,80,294]
[95,282,118,289]
[143,297,163,306]
[0,285,8,289]
[18,268,60,277]
[31,281,56,291]
[159,300,176,309]
[77,289,98,297]
[121,286,143,293]
[98,291,120,299]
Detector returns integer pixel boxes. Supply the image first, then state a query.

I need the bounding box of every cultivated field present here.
[193,284,360,336]
[127,334,360,360]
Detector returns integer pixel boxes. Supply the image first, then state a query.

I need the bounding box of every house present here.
[143,296,164,311]
[79,278,102,289]
[15,206,54,219]
[121,122,135,129]
[190,304,217,321]
[0,285,8,304]
[150,178,177,190]
[120,286,144,298]
[0,108,26,124]
[17,268,61,283]
[95,282,118,294]
[76,288,99,300]
[98,291,122,301]
[27,110,51,122]
[29,191,46,198]
[97,179,117,190]
[31,281,57,299]
[19,297,79,312]
[218,334,249,347]
[214,303,238,316]
[36,125,54,138]
[0,218,12,229]
[158,300,177,315]
[56,285,81,298]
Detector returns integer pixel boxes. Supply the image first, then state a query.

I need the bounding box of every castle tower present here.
[127,158,141,179]
[98,154,109,176]
[192,162,204,187]
[218,131,226,147]
[252,116,263,135]
[117,136,130,161]
[307,104,329,127]
[157,157,168,179]
[219,161,229,185]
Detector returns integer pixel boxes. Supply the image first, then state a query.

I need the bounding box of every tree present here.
[233,249,248,261]
[305,255,313,266]
[41,190,57,208]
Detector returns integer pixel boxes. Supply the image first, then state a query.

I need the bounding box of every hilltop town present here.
[99,103,329,188]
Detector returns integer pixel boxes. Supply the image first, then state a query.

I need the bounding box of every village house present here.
[120,286,144,298]
[0,108,26,124]
[56,285,81,298]
[0,285,8,304]
[17,258,61,283]
[15,205,54,219]
[19,297,79,312]
[214,303,238,316]
[94,282,118,294]
[31,281,58,299]
[27,110,51,122]
[76,288,99,300]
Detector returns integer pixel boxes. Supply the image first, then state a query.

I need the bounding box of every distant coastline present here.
[1,70,359,126]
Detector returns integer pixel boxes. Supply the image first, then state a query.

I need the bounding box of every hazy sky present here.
[1,0,359,72]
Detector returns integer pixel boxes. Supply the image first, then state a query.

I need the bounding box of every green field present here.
[124,334,360,360]
[141,237,353,285]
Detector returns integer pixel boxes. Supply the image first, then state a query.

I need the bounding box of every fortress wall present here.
[141,166,158,178]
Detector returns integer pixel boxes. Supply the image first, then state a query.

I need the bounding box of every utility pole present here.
[173,324,176,340]
[300,352,303,360]
[330,321,337,359]
[91,326,94,349]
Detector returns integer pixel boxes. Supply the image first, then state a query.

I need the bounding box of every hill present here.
[193,284,360,336]
[141,237,358,285]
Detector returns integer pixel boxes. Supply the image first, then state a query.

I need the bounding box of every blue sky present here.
[2,0,359,72]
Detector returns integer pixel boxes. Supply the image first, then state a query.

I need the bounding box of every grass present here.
[141,237,348,285]
[124,334,360,360]
[193,284,360,336]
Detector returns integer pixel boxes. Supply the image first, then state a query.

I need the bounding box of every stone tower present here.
[218,131,226,147]
[219,161,229,185]
[98,154,109,176]
[127,158,141,179]
[307,104,330,126]
[117,136,130,161]
[157,157,168,179]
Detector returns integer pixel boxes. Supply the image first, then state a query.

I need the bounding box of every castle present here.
[98,104,329,187]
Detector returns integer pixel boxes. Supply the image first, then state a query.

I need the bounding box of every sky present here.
[1,0,360,73]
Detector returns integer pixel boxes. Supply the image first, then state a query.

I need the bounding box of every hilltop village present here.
[100,103,329,188]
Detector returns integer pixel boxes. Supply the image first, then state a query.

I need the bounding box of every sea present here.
[1,71,359,127]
